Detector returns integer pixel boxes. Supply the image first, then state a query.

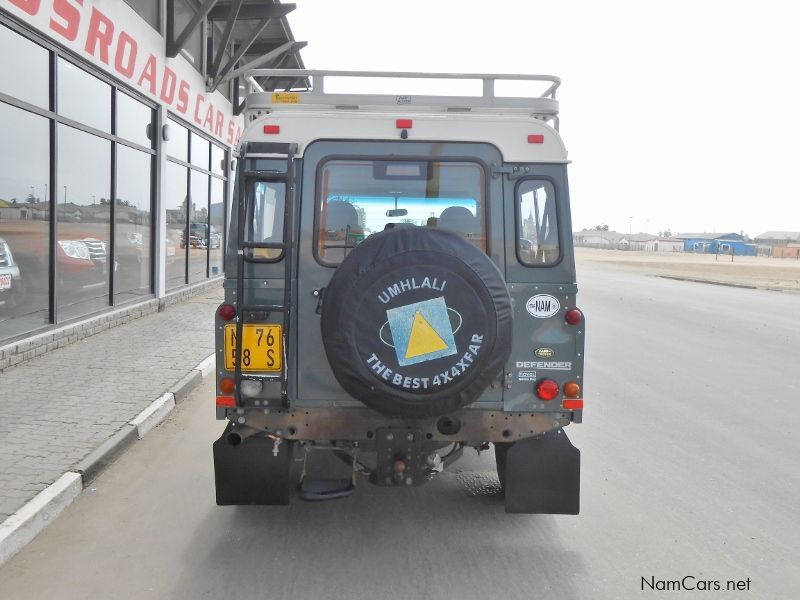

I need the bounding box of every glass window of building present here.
[116,145,152,302]
[0,25,49,110]
[167,119,189,162]
[188,170,209,282]
[165,161,189,289]
[116,91,153,149]
[209,177,224,276]
[211,144,225,176]
[56,125,111,321]
[0,103,51,342]
[122,0,160,33]
[190,132,210,169]
[57,59,112,133]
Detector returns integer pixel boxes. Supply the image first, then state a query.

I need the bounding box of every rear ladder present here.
[233,142,297,408]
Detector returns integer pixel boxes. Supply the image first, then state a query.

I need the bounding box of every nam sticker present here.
[526,294,560,318]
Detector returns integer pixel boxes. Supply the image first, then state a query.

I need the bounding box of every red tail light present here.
[216,395,236,407]
[563,399,584,410]
[536,379,559,401]
[565,308,583,325]
[218,304,236,321]
[219,377,235,394]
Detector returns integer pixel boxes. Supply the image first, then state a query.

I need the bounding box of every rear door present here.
[293,140,506,407]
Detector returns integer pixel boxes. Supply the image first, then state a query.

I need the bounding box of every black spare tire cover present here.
[321,227,512,418]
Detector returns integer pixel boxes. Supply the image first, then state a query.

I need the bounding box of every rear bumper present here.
[222,406,572,444]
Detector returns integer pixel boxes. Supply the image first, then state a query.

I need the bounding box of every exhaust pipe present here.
[226,425,261,446]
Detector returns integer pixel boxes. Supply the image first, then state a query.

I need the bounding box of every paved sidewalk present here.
[0,286,222,521]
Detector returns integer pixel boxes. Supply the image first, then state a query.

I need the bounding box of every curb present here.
[658,275,757,289]
[0,473,82,566]
[0,352,215,568]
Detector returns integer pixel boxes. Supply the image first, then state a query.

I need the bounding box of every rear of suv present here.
[213,70,585,513]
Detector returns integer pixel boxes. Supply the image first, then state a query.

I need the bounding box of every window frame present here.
[514,176,563,268]
[312,155,490,268]
[0,16,159,341]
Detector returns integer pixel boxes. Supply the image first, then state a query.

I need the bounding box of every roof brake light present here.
[263,125,280,134]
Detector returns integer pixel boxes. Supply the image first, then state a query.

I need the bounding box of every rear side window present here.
[316,159,486,264]
[517,179,559,265]
[244,181,285,260]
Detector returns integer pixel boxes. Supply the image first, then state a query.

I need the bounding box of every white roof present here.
[239,69,568,163]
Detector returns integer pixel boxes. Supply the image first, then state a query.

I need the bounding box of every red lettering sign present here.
[114,31,137,78]
[49,0,82,41]
[84,7,114,64]
[7,0,41,16]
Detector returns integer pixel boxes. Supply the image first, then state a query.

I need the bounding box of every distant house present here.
[619,233,658,251]
[753,231,800,256]
[674,232,757,256]
[573,230,625,248]
[644,237,683,252]
[773,244,800,259]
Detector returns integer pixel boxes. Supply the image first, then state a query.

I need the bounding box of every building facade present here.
[0,0,303,346]
[674,233,757,256]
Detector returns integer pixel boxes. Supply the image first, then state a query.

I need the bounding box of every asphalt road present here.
[1,265,798,600]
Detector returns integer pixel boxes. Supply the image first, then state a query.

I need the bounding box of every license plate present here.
[0,274,10,290]
[224,324,282,371]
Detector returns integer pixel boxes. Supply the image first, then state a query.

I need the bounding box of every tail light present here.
[565,308,583,325]
[218,303,236,321]
[219,377,235,394]
[563,381,581,398]
[216,396,236,407]
[563,399,584,410]
[535,379,559,401]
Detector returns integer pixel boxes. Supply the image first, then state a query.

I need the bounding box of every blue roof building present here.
[674,233,757,256]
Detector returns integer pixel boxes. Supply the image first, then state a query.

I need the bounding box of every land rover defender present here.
[213,70,585,514]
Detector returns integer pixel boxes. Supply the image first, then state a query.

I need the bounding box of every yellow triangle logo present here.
[405,311,448,359]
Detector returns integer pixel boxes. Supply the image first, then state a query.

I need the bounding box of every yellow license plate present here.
[224,324,282,371]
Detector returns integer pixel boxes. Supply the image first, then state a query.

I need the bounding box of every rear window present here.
[517,179,559,265]
[316,159,485,264]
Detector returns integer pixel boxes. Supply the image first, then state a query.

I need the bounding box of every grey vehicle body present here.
[213,71,585,513]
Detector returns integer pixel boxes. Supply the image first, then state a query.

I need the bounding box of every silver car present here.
[0,237,22,311]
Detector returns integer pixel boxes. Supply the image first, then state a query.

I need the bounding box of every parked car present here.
[0,236,23,311]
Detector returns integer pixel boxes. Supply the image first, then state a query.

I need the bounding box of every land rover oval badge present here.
[525,294,560,318]
[535,347,555,359]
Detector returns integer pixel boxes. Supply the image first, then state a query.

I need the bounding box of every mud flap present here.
[503,428,580,515]
[213,424,293,506]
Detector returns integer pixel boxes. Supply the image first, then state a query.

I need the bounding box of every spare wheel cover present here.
[320,227,512,418]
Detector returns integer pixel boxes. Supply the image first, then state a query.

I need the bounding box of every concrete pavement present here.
[0,263,797,599]
[0,285,221,522]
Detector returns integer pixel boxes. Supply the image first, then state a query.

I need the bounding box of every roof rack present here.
[243,69,561,129]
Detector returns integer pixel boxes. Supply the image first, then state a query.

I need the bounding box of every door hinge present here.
[491,163,532,180]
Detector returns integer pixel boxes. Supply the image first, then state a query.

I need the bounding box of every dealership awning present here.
[165,0,308,98]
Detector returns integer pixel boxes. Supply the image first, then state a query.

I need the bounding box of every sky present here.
[287,0,799,237]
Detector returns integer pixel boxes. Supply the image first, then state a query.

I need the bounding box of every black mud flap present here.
[503,429,580,515]
[213,425,293,506]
